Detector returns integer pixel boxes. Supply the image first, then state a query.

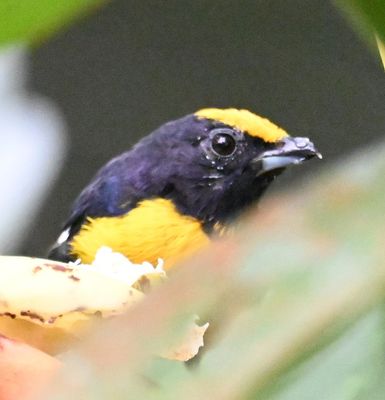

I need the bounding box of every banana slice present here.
[0,248,208,361]
[0,248,165,354]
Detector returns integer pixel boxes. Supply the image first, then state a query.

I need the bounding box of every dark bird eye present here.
[211,131,236,157]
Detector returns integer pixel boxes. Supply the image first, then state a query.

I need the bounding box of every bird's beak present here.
[253,137,322,175]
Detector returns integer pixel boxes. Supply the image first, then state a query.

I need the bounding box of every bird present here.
[48,108,321,268]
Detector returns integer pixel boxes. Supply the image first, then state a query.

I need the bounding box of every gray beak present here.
[254,137,322,175]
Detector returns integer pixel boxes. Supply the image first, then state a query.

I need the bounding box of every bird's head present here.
[129,108,321,230]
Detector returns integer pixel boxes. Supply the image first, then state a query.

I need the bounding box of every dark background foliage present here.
[24,0,385,256]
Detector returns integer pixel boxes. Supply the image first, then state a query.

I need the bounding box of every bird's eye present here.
[211,130,237,157]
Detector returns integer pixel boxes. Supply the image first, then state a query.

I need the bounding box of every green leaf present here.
[47,140,385,399]
[0,0,105,47]
[335,0,385,44]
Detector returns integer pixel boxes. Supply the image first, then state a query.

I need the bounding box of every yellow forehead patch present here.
[195,108,288,143]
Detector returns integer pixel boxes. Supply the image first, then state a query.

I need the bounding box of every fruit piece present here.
[161,321,210,361]
[0,334,60,400]
[0,248,207,361]
[0,249,164,354]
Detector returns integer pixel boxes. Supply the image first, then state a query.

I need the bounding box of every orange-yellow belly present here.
[70,198,210,269]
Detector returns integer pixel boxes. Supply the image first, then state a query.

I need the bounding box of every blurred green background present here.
[12,0,384,256]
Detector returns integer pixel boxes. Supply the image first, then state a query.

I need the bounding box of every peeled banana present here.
[0,247,207,360]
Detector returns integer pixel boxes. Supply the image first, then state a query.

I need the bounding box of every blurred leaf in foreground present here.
[0,0,105,47]
[335,0,385,46]
[44,139,385,400]
[375,36,385,69]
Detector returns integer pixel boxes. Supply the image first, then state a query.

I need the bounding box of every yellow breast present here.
[70,198,210,269]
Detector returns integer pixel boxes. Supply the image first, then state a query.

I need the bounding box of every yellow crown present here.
[195,108,288,143]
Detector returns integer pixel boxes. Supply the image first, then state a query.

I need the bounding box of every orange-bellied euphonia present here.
[48,108,320,268]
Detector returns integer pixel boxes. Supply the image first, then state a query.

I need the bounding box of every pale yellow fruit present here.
[161,321,209,361]
[0,248,207,361]
[0,254,146,354]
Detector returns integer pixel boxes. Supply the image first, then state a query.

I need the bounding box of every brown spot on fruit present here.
[20,311,45,324]
[43,263,72,273]
[0,312,16,319]
[136,276,151,292]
